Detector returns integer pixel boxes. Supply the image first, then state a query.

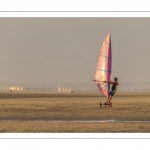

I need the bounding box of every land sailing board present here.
[100,102,112,107]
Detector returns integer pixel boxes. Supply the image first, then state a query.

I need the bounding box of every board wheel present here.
[109,102,112,107]
[100,102,102,107]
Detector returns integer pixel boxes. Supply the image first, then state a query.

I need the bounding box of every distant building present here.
[0,86,26,92]
[57,86,75,93]
[58,86,63,92]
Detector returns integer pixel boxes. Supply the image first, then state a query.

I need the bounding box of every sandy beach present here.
[0,92,150,132]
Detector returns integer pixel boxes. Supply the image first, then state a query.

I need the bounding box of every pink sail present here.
[94,32,112,97]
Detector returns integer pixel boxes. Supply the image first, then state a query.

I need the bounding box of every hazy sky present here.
[0,18,150,84]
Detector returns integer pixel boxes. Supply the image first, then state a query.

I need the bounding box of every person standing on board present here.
[104,77,119,104]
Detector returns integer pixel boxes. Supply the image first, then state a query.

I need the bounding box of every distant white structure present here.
[58,86,63,92]
[57,86,74,93]
[20,87,25,92]
[65,88,68,92]
[0,86,26,92]
[68,87,72,93]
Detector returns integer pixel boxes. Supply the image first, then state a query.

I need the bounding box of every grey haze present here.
[0,18,150,91]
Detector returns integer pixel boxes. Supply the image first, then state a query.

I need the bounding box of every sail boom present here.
[96,69,111,72]
[100,55,111,58]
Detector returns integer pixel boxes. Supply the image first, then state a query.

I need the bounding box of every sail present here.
[94,32,112,97]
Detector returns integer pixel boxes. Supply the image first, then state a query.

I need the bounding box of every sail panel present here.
[95,33,112,97]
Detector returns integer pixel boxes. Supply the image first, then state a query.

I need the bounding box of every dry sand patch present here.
[0,92,150,132]
[0,122,150,133]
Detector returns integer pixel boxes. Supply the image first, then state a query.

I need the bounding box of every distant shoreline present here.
[0,91,150,99]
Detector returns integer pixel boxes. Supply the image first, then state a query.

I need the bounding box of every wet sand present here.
[0,92,150,132]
